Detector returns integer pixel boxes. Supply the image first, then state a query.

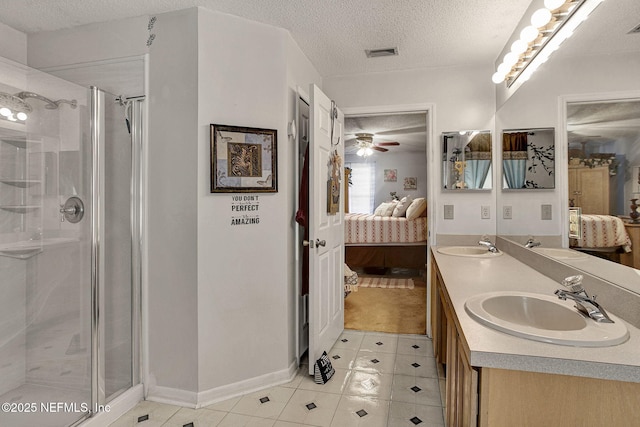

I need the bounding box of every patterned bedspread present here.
[578,214,631,252]
[345,213,428,244]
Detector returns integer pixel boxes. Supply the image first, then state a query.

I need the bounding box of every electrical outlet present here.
[503,205,513,219]
[444,204,454,220]
[541,204,552,220]
[481,205,490,219]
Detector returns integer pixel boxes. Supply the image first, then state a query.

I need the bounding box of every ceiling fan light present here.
[357,147,365,156]
[365,147,373,156]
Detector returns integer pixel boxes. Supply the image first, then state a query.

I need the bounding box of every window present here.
[347,162,376,213]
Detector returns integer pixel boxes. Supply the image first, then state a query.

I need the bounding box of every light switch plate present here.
[481,205,490,219]
[444,204,454,220]
[503,205,513,219]
[541,204,552,220]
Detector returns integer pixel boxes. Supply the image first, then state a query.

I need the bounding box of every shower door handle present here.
[60,196,85,223]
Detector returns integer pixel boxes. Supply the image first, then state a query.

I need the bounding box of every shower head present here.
[0,92,32,121]
[15,91,77,110]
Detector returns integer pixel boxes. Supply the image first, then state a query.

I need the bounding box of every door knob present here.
[316,239,326,247]
[302,240,313,248]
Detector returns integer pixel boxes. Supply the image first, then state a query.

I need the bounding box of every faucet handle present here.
[561,274,584,292]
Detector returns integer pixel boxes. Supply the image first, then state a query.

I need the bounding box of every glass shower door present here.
[0,60,140,426]
[0,60,93,427]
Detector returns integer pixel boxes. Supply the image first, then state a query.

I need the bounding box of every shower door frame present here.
[87,87,143,417]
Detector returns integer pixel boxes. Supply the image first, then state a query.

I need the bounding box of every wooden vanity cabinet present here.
[431,261,478,427]
[430,255,640,426]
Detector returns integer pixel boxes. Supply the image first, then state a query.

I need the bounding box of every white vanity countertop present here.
[432,247,640,383]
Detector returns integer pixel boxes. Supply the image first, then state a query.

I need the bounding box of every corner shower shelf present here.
[0,179,41,188]
[0,237,79,260]
[0,205,41,213]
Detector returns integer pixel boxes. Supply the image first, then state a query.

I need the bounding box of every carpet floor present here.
[344,274,427,335]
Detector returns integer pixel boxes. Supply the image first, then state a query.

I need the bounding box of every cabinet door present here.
[579,167,610,214]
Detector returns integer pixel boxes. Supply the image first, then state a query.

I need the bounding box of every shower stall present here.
[0,58,142,426]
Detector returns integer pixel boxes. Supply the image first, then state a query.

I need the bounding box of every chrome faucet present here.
[478,237,499,253]
[525,237,541,248]
[554,275,614,323]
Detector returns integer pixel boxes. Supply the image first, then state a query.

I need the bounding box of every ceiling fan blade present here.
[376,141,400,146]
[372,146,388,152]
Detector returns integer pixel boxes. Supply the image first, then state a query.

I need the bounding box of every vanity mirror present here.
[494,0,640,295]
[442,130,492,190]
[502,128,555,189]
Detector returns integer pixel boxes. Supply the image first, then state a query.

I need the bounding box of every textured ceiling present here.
[0,0,538,77]
[0,1,636,78]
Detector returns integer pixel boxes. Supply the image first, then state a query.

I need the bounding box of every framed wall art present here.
[210,124,277,193]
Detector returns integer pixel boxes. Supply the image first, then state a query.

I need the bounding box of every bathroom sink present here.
[464,291,629,347]
[437,246,503,257]
[532,247,588,260]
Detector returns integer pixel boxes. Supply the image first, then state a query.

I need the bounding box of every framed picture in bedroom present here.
[384,169,397,182]
[210,124,277,193]
[404,177,417,190]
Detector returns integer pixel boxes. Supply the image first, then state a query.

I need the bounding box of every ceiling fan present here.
[354,133,399,156]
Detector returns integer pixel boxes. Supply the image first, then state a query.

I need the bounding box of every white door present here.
[308,84,344,374]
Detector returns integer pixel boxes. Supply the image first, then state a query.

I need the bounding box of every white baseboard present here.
[146,361,299,409]
[79,384,144,427]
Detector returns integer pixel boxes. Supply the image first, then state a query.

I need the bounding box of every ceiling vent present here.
[365,47,398,58]
[629,23,640,34]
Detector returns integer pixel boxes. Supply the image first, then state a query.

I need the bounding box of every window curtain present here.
[503,132,528,189]
[347,162,376,213]
[465,133,492,189]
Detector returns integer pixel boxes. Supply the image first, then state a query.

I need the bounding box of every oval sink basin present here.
[532,247,588,260]
[437,246,503,257]
[465,291,629,347]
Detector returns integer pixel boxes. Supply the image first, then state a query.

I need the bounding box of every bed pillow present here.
[373,201,397,217]
[392,195,413,217]
[406,198,427,220]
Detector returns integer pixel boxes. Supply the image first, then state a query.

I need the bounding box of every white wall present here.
[196,8,292,394]
[324,64,497,238]
[496,51,640,237]
[0,22,26,64]
[147,8,200,394]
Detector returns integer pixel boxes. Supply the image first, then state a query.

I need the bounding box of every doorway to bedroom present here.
[343,110,429,335]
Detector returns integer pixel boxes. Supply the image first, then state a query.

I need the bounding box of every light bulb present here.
[0,107,11,117]
[544,0,565,11]
[511,39,528,54]
[497,63,511,75]
[16,112,27,121]
[503,52,519,66]
[531,8,552,28]
[520,26,540,43]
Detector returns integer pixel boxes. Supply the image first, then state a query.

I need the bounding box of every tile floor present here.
[109,330,445,426]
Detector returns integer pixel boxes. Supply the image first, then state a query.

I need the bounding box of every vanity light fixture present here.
[492,0,605,87]
[0,92,32,122]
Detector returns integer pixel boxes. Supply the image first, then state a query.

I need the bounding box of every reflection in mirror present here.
[565,98,640,282]
[442,130,492,190]
[502,128,555,189]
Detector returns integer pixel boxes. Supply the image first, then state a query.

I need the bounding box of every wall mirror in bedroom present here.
[441,130,492,190]
[502,128,555,189]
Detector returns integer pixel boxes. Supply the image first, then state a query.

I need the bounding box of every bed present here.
[570,214,632,253]
[344,210,428,270]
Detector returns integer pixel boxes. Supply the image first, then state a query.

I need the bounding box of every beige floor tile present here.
[330,395,390,427]
[277,389,340,427]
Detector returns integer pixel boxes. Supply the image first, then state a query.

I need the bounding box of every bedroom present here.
[342,111,429,334]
